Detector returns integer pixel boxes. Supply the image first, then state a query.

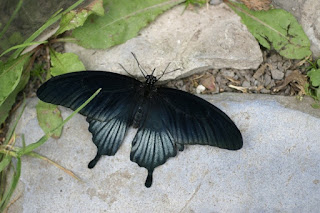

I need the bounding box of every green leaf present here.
[72,0,184,49]
[0,65,30,125]
[54,0,104,36]
[316,87,320,100]
[311,102,320,109]
[227,2,312,59]
[50,50,85,76]
[0,54,30,107]
[307,68,320,87]
[36,101,63,139]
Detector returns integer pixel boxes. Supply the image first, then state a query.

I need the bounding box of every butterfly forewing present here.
[37,71,141,167]
[36,71,141,121]
[157,87,243,150]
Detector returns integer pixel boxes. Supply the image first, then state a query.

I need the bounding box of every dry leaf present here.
[292,55,311,69]
[200,74,216,92]
[238,0,272,11]
[273,70,307,95]
[253,63,270,79]
[229,84,248,93]
[225,76,241,85]
[229,84,264,93]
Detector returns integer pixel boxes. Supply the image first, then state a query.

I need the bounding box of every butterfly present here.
[36,53,243,188]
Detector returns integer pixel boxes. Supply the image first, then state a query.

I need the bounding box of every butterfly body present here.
[37,70,242,188]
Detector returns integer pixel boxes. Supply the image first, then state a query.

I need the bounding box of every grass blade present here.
[27,152,81,181]
[18,88,101,156]
[4,98,26,145]
[0,0,23,40]
[0,156,12,172]
[0,41,48,58]
[10,0,86,59]
[0,157,21,212]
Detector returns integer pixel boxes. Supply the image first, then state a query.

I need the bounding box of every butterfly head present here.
[145,74,157,86]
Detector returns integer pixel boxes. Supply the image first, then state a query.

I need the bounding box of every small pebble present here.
[242,81,250,87]
[175,80,184,88]
[216,75,221,83]
[271,69,284,80]
[181,85,187,92]
[277,61,285,72]
[260,88,271,94]
[220,69,235,78]
[239,70,247,76]
[283,60,292,70]
[244,74,251,82]
[269,79,276,88]
[196,85,206,94]
[270,54,280,63]
[284,86,291,95]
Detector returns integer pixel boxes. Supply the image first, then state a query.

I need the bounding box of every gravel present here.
[165,50,309,97]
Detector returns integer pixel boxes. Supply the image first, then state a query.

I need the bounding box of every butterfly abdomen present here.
[132,106,144,128]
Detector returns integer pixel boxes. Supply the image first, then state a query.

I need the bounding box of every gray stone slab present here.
[65,4,263,81]
[301,0,320,58]
[7,93,320,212]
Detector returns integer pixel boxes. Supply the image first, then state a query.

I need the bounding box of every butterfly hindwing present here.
[130,99,178,187]
[86,116,129,168]
[85,83,140,167]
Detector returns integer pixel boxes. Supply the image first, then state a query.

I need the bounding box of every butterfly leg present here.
[88,153,101,168]
[145,169,154,188]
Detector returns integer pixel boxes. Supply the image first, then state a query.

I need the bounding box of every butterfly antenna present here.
[157,62,171,80]
[164,68,181,75]
[131,52,147,77]
[118,63,136,78]
[151,68,156,76]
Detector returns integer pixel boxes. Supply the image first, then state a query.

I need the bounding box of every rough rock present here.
[65,4,263,81]
[301,0,320,58]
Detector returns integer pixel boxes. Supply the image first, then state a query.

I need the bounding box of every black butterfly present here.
[37,53,242,188]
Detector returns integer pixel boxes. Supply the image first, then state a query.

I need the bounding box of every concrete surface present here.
[65,4,263,80]
[7,93,320,212]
